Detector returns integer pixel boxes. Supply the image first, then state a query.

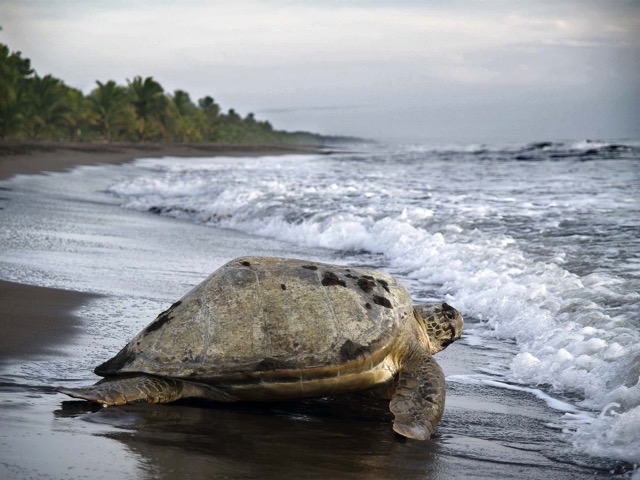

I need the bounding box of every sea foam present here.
[108,143,640,465]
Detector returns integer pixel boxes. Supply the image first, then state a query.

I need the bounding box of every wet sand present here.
[0,140,324,180]
[0,145,631,479]
[0,280,99,358]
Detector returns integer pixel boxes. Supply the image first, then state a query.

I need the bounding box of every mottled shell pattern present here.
[96,257,415,383]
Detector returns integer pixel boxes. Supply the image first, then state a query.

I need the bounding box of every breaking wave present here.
[108,140,640,465]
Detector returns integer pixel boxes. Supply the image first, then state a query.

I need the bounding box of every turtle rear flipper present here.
[390,354,445,440]
[57,375,191,406]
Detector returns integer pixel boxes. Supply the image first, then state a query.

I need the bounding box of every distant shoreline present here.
[0,140,327,180]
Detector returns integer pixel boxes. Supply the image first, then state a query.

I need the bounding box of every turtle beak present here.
[440,321,461,348]
[443,303,464,340]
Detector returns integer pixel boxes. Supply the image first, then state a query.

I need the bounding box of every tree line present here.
[0,43,335,145]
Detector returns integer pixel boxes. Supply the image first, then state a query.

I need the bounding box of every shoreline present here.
[0,280,100,359]
[0,140,326,180]
[0,140,323,358]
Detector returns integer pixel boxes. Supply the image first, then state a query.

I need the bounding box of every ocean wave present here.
[108,148,640,464]
[400,139,640,161]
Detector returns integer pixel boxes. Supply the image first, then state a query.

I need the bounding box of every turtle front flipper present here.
[58,375,191,406]
[389,354,445,440]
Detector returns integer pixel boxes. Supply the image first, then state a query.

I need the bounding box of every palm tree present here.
[88,80,129,140]
[168,89,206,142]
[23,74,74,139]
[171,90,196,116]
[197,95,221,141]
[0,43,33,138]
[197,95,220,118]
[126,76,166,140]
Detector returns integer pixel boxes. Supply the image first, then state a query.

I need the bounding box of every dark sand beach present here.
[0,142,631,479]
[0,280,99,358]
[0,140,323,180]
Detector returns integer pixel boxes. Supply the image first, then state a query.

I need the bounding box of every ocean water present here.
[105,140,640,466]
[0,139,639,478]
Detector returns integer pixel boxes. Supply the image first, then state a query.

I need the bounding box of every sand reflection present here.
[57,396,443,480]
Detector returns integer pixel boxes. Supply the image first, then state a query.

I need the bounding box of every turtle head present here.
[414,303,463,354]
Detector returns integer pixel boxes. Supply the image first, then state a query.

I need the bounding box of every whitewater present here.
[106,140,640,467]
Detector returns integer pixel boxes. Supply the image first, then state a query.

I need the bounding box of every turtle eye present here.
[442,303,456,320]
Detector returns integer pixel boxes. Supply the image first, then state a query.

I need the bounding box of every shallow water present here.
[0,141,638,478]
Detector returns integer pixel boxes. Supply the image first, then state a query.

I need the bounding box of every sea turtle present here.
[59,256,463,440]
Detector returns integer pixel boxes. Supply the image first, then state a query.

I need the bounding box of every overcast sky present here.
[1,0,638,143]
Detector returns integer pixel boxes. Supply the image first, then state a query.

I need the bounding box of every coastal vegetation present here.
[0,43,342,145]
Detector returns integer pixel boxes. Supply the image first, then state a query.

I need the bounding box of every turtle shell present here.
[95,257,414,383]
